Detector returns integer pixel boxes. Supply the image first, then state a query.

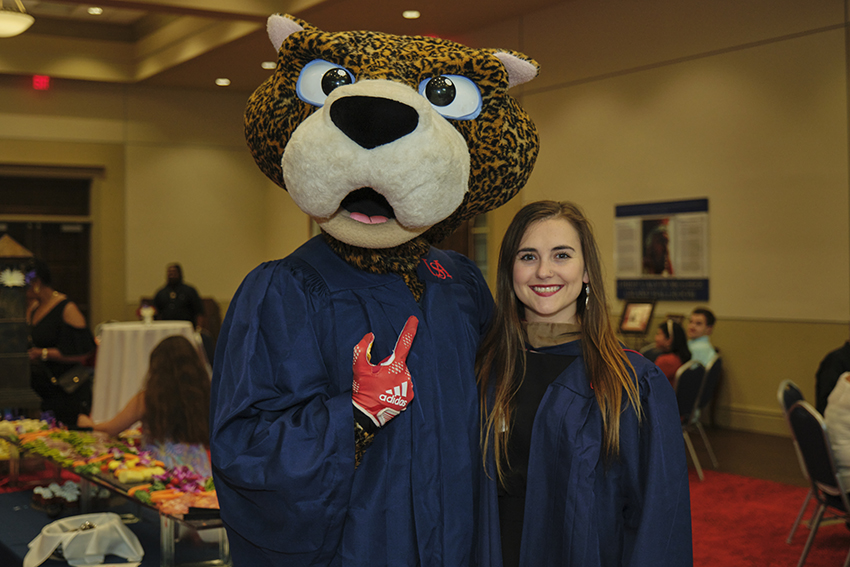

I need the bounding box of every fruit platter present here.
[0,419,219,521]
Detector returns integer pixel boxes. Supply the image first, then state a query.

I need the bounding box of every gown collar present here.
[293,235,461,293]
[524,321,581,350]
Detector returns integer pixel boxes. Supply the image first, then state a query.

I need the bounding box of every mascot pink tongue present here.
[349,212,388,224]
[210,13,539,566]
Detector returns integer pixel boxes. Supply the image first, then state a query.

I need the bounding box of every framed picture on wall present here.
[619,301,655,334]
[614,198,710,301]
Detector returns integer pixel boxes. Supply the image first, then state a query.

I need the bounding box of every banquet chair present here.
[787,400,850,567]
[674,360,708,480]
[695,354,723,429]
[779,380,805,412]
[639,342,660,361]
[777,380,816,543]
[688,356,720,469]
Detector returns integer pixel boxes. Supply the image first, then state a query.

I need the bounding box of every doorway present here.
[0,174,92,322]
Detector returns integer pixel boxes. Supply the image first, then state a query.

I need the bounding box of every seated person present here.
[78,335,211,477]
[815,340,850,414]
[687,307,717,367]
[653,319,692,387]
[824,372,850,487]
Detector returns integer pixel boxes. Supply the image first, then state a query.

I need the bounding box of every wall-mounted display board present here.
[614,198,709,301]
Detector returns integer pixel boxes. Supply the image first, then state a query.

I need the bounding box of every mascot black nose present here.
[330,96,419,149]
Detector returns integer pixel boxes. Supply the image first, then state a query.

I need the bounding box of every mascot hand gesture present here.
[352,316,418,428]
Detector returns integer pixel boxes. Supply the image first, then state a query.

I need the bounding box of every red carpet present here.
[691,469,849,566]
[2,464,848,565]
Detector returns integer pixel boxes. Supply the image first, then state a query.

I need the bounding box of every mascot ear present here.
[495,51,539,89]
[267,14,304,51]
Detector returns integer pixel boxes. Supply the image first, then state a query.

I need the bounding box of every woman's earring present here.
[34,285,40,294]
[585,284,590,307]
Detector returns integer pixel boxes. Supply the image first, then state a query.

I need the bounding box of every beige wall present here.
[0,77,309,325]
[121,86,310,317]
[461,0,850,435]
[0,0,848,436]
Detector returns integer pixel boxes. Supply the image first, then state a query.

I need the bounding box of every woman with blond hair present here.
[477,201,692,567]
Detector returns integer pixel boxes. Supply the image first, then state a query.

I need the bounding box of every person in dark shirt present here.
[25,258,96,427]
[153,263,204,327]
[816,340,850,414]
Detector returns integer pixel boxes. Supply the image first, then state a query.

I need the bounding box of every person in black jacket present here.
[816,340,850,414]
[153,263,204,327]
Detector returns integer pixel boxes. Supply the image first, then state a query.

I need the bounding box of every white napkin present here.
[24,512,144,567]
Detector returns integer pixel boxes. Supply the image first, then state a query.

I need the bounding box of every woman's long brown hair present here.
[476,201,641,484]
[143,335,211,446]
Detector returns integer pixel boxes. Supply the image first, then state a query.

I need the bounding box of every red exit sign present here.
[33,75,50,90]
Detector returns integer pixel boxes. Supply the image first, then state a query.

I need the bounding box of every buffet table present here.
[93,321,199,422]
[77,471,227,567]
[0,490,227,567]
[2,448,228,567]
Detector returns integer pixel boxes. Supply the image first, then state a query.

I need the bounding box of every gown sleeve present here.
[209,260,353,560]
[620,357,693,566]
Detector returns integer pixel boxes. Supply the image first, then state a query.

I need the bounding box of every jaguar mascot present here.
[210,14,539,566]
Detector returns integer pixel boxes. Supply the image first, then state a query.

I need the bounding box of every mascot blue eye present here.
[418,75,482,120]
[297,59,355,106]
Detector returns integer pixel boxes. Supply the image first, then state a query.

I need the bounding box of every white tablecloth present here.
[91,321,198,422]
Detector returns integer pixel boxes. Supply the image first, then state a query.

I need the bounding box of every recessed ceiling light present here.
[215,78,231,87]
[261,61,276,70]
[403,10,420,19]
[87,7,103,15]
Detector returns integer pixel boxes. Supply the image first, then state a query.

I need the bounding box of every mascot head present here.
[246,15,539,292]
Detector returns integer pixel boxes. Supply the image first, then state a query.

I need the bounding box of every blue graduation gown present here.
[480,341,693,567]
[210,236,493,566]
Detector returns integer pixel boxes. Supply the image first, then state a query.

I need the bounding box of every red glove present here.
[352,316,418,428]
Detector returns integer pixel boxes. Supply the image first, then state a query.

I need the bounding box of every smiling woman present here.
[511,216,589,324]
[476,200,692,567]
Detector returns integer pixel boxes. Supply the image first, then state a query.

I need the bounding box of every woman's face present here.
[654,328,672,351]
[512,217,589,324]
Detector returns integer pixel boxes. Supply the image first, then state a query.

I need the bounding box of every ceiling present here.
[2,0,564,92]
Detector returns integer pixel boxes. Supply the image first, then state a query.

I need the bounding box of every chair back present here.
[674,360,705,419]
[697,354,722,411]
[777,380,811,484]
[639,344,660,362]
[777,380,804,415]
[787,401,844,495]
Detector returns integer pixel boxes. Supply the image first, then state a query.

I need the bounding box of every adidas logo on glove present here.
[379,384,409,408]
